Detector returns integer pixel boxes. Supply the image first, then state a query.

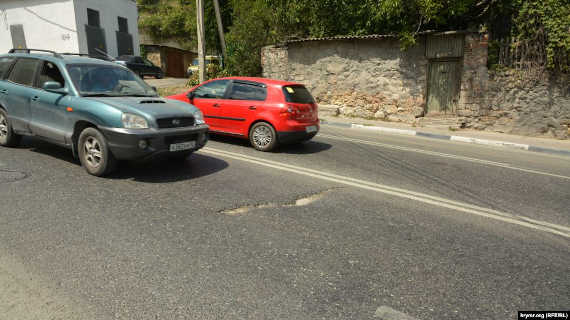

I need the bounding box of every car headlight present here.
[122,113,149,129]
[193,109,205,125]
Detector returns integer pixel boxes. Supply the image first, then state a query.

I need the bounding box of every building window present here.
[87,8,100,28]
[118,17,128,33]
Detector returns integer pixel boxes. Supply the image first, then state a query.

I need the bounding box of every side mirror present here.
[42,81,68,95]
[187,91,195,102]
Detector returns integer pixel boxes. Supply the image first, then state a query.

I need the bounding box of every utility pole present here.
[196,0,206,83]
[212,0,226,63]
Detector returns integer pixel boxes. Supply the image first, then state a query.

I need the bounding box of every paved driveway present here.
[144,77,188,88]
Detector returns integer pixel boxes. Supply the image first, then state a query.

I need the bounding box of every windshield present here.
[192,59,199,66]
[66,64,157,97]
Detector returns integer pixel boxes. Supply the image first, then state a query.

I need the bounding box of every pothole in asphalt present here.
[220,188,339,216]
[0,169,29,183]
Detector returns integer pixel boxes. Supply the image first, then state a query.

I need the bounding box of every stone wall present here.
[458,33,489,117]
[261,45,288,81]
[261,34,569,139]
[461,72,570,139]
[263,38,429,122]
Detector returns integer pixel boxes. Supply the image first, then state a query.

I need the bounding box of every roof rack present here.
[60,53,90,56]
[9,48,62,58]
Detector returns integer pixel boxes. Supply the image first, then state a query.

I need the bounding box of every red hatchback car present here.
[168,77,319,151]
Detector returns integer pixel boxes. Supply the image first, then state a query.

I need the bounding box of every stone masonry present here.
[261,33,569,139]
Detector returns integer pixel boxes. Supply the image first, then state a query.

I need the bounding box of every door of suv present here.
[224,81,268,136]
[30,60,69,143]
[3,58,41,134]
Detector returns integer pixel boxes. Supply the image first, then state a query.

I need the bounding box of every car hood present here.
[88,96,197,119]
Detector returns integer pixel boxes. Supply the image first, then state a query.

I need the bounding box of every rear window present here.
[282,85,314,104]
[0,57,15,79]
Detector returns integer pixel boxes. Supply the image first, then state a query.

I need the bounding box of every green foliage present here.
[187,63,230,86]
[138,0,568,76]
[224,0,277,76]
[513,0,569,72]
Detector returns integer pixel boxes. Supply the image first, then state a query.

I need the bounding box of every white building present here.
[0,0,140,57]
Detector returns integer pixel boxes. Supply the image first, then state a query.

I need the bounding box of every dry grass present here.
[157,86,189,97]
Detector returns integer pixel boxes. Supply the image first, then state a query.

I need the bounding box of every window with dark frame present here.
[228,82,267,101]
[194,80,230,99]
[118,17,128,33]
[38,61,65,88]
[87,8,100,27]
[7,58,40,87]
[0,57,15,79]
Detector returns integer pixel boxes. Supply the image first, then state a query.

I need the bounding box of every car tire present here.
[249,122,278,152]
[0,108,21,147]
[78,127,117,177]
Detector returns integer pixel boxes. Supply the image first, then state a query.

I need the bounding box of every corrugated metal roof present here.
[284,30,471,44]
[285,34,397,44]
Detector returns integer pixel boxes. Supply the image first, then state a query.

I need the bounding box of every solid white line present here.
[201,148,570,239]
[351,124,417,135]
[450,135,530,150]
[318,134,570,181]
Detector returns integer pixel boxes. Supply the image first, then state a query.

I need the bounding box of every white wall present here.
[73,0,140,57]
[0,0,79,54]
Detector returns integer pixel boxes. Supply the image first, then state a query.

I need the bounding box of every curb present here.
[320,120,570,157]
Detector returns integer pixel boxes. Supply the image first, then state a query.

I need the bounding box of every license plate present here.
[306,125,317,133]
[169,141,195,152]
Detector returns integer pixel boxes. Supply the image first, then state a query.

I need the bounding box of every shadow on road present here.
[209,134,332,155]
[109,153,228,183]
[22,137,228,183]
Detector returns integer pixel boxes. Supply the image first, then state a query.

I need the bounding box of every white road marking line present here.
[201,147,570,239]
[318,134,570,181]
[351,124,417,136]
[450,135,529,150]
[374,306,419,320]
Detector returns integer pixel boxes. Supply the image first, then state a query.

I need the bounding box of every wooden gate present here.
[426,34,464,115]
[427,60,462,114]
[165,48,184,77]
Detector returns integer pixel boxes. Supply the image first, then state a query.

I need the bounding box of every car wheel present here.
[78,127,117,176]
[249,122,278,152]
[0,108,21,147]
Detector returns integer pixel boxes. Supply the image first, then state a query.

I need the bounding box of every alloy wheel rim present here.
[84,137,103,168]
[253,126,272,147]
[0,114,7,139]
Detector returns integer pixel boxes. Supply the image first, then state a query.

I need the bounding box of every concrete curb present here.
[320,120,570,157]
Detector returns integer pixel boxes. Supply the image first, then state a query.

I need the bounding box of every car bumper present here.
[277,123,319,144]
[100,125,209,160]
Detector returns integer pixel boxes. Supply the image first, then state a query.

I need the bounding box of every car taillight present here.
[280,104,299,119]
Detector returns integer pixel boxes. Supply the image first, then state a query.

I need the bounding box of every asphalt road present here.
[0,125,568,320]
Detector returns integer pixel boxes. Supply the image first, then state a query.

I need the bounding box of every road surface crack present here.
[220,188,339,216]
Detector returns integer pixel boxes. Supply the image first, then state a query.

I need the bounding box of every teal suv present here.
[0,49,209,176]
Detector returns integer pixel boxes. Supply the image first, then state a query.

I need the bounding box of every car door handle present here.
[0,89,7,94]
[249,106,257,110]
[212,103,220,107]
[31,96,40,101]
